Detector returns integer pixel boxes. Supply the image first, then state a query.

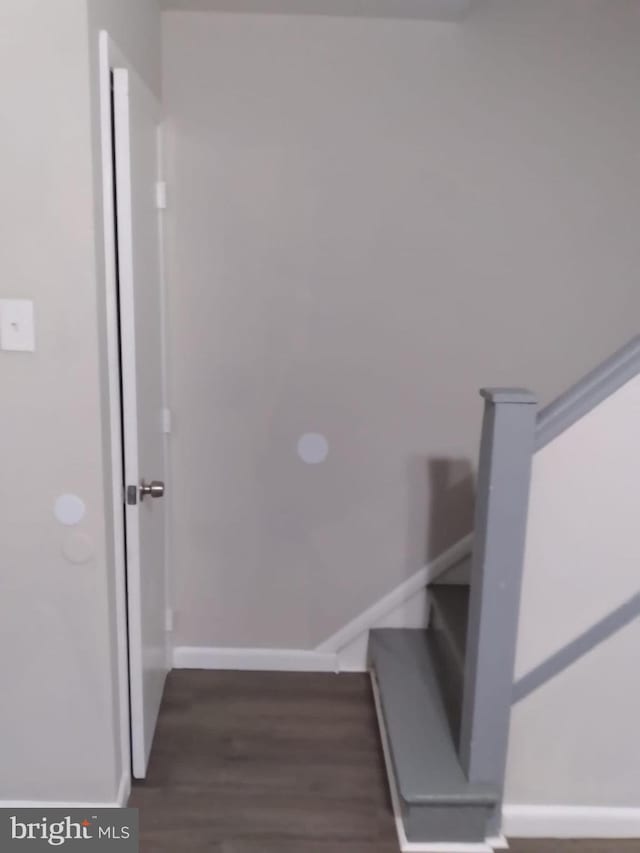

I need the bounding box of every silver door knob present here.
[140,479,165,500]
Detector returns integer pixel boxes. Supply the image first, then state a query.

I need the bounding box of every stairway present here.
[370,566,500,848]
[367,338,640,850]
[368,387,539,850]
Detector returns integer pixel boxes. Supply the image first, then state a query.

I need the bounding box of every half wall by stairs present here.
[370,335,640,850]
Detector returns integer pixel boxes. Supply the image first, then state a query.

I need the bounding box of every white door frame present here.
[97,29,171,797]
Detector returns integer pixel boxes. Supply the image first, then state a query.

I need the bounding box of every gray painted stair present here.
[429,584,470,743]
[369,628,497,844]
[430,584,469,673]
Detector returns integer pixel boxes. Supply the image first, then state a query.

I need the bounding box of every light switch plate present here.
[0,299,35,352]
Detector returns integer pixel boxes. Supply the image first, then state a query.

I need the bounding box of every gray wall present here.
[161,1,640,650]
[87,0,162,97]
[0,0,160,804]
[0,0,119,803]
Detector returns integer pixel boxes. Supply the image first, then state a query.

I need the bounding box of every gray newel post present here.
[459,388,537,793]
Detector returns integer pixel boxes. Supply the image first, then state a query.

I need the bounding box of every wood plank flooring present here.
[129,670,640,853]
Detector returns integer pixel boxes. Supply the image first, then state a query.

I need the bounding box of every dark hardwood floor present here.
[129,670,640,853]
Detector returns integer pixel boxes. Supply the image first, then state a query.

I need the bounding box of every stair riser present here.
[431,603,466,673]
[404,803,493,843]
[429,628,464,742]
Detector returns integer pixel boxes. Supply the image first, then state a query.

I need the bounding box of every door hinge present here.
[155,181,167,210]
[161,407,172,435]
[165,608,174,633]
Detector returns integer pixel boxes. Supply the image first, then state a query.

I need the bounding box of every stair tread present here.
[369,628,497,807]
[430,585,469,670]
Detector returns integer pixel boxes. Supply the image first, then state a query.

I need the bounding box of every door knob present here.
[140,479,165,500]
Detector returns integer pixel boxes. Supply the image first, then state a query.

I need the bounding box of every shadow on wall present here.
[406,455,475,574]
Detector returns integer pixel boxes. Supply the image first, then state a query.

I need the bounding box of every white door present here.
[113,67,169,779]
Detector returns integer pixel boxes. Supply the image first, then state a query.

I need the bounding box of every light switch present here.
[0,299,35,352]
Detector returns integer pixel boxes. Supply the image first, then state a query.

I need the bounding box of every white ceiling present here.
[158,0,471,21]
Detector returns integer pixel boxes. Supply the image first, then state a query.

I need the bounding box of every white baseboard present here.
[502,804,640,838]
[172,645,338,672]
[336,631,371,672]
[317,535,472,665]
[370,671,503,853]
[401,841,496,852]
[0,773,130,810]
